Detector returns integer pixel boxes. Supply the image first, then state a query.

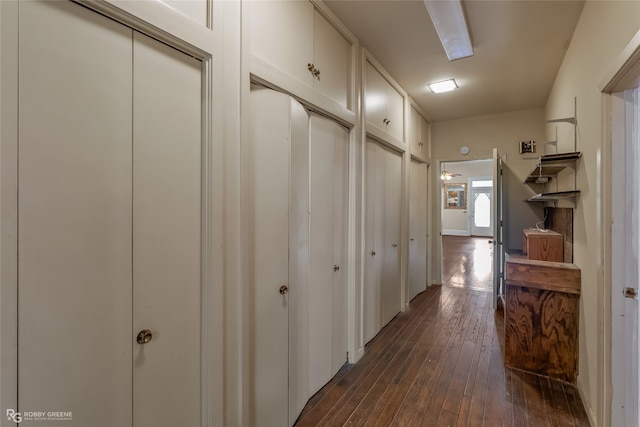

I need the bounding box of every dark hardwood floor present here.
[295,237,590,426]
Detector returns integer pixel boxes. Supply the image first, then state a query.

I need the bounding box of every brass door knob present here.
[279,285,289,295]
[137,329,153,344]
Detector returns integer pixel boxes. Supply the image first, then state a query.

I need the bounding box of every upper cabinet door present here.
[365,61,388,134]
[385,82,404,142]
[250,0,314,86]
[313,10,351,109]
[409,106,430,161]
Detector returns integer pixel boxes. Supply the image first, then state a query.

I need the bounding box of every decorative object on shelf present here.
[444,183,466,209]
[459,145,470,155]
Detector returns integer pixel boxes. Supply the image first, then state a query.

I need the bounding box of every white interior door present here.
[492,149,504,308]
[364,139,382,343]
[409,160,428,300]
[132,32,202,427]
[309,113,348,395]
[381,145,402,326]
[611,88,640,427]
[18,3,133,425]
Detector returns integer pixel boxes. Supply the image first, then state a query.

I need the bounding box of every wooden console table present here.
[504,257,581,383]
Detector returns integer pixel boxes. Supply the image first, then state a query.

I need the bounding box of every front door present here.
[470,180,493,237]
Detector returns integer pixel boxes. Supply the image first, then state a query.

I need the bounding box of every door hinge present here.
[624,287,638,300]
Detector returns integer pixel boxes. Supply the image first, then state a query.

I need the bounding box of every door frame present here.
[0,2,221,424]
[601,29,640,427]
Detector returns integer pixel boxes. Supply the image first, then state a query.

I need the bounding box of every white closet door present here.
[132,32,202,427]
[330,117,349,375]
[365,62,388,134]
[18,2,133,426]
[409,160,428,300]
[381,146,402,326]
[250,88,313,427]
[308,113,348,395]
[363,139,382,343]
[385,84,404,142]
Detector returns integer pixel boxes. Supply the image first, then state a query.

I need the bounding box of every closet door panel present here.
[409,160,428,300]
[330,121,349,373]
[381,146,402,326]
[132,32,202,427]
[313,9,350,108]
[17,2,134,426]
[249,88,295,427]
[363,139,381,343]
[309,114,335,394]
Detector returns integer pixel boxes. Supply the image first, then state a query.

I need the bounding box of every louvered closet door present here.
[308,113,349,396]
[18,3,203,426]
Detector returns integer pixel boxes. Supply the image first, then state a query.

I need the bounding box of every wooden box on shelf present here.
[522,228,564,262]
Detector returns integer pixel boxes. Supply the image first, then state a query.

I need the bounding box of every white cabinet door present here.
[313,9,351,108]
[381,146,402,326]
[365,62,388,134]
[385,83,405,142]
[132,32,202,427]
[250,0,314,85]
[419,115,430,158]
[409,160,428,300]
[309,113,348,396]
[18,4,133,425]
[409,107,421,154]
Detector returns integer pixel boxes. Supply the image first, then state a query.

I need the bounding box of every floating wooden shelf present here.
[524,152,582,184]
[526,190,580,202]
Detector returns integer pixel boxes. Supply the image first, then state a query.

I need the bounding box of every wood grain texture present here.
[545,207,573,263]
[504,284,579,383]
[505,258,581,294]
[523,229,564,262]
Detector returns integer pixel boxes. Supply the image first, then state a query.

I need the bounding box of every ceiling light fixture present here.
[428,79,458,94]
[423,0,473,61]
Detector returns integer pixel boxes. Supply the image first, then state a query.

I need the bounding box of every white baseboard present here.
[576,376,597,427]
[442,229,470,236]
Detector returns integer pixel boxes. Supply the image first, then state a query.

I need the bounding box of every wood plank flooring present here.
[295,237,590,427]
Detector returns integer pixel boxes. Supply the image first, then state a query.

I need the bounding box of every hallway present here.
[295,237,590,426]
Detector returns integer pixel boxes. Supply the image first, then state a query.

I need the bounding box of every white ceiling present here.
[324,0,585,122]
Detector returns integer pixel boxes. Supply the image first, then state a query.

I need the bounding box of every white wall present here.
[544,2,640,425]
[440,160,492,235]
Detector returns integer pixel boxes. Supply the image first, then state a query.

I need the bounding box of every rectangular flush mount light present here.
[423,0,473,61]
[428,79,458,93]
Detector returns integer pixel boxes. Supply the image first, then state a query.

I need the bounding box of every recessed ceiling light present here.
[428,79,458,94]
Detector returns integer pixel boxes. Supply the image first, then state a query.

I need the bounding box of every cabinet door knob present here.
[392,243,398,248]
[136,329,153,344]
[371,250,376,256]
[307,63,314,72]
[279,285,289,295]
[313,68,320,77]
[333,265,340,272]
